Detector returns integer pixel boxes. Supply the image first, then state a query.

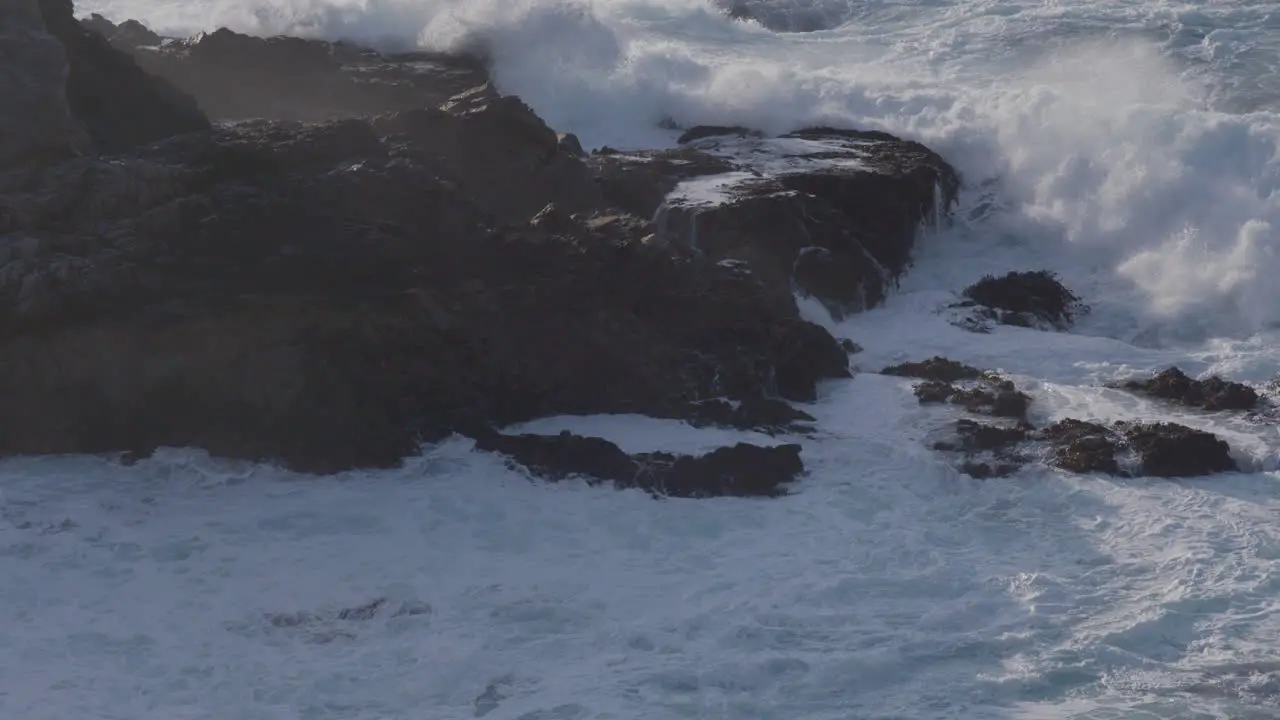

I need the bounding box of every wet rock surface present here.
[1039,419,1121,475]
[1121,367,1260,412]
[472,429,806,498]
[0,10,883,478]
[1119,422,1238,477]
[951,270,1087,332]
[888,359,1240,479]
[591,127,960,319]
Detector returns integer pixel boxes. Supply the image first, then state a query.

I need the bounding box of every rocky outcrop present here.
[591,127,960,319]
[951,270,1087,332]
[0,100,847,471]
[83,19,491,122]
[473,429,805,498]
[1120,367,1259,412]
[0,11,1019,481]
[0,0,87,167]
[37,0,208,152]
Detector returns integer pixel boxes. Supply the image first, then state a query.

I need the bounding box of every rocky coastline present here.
[0,1,1249,492]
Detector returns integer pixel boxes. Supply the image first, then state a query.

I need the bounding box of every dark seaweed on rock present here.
[1121,367,1259,411]
[955,270,1087,330]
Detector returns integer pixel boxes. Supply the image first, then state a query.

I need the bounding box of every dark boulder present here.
[1121,367,1259,412]
[472,430,805,498]
[952,270,1087,331]
[38,0,209,152]
[1120,422,1238,478]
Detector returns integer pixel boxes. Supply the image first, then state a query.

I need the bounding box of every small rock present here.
[1120,422,1237,478]
[882,356,983,383]
[955,270,1087,330]
[1122,367,1259,411]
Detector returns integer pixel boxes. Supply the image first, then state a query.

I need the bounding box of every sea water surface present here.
[5,1,1280,718]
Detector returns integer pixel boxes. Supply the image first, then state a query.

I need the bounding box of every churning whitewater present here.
[3,0,1280,718]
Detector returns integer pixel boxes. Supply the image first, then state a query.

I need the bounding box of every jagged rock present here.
[883,357,983,383]
[39,0,208,152]
[472,430,805,498]
[81,13,160,47]
[1039,419,1120,474]
[1119,422,1238,477]
[952,270,1087,331]
[1121,367,1259,412]
[591,128,959,318]
[96,23,492,122]
[0,112,848,472]
[0,0,88,167]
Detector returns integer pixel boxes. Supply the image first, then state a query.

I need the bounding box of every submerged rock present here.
[952,270,1087,332]
[1121,367,1259,412]
[472,430,806,498]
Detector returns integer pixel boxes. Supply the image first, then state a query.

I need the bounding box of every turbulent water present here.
[5,1,1280,718]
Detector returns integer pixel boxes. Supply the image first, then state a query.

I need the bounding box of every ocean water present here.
[5,1,1280,718]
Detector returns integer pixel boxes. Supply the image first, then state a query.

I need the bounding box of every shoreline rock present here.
[0,8,1013,488]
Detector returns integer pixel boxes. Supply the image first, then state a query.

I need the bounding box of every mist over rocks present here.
[4,7,1243,489]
